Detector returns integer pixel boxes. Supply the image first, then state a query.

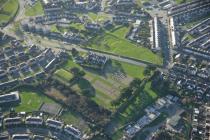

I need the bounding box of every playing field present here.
[85,26,163,65]
[15,90,56,112]
[0,0,19,26]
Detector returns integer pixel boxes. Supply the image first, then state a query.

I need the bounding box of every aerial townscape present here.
[0,0,209,140]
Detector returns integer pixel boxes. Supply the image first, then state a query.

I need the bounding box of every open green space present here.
[15,90,56,112]
[183,33,195,41]
[88,12,98,21]
[87,12,110,22]
[69,23,85,31]
[121,90,158,123]
[59,56,146,110]
[0,0,19,26]
[109,80,159,139]
[50,24,59,32]
[144,81,158,99]
[111,60,145,79]
[61,111,91,133]
[85,26,162,65]
[54,68,74,82]
[25,0,44,16]
[175,0,192,4]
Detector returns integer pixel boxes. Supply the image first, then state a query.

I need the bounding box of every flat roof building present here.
[153,17,161,51]
[0,91,20,105]
[12,134,30,140]
[25,116,43,125]
[169,17,177,48]
[64,125,82,139]
[4,117,22,126]
[46,119,64,130]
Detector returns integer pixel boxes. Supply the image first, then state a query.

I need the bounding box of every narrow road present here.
[1,28,165,71]
[0,29,166,69]
[23,35,157,68]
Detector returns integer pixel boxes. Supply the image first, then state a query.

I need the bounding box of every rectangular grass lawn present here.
[86,26,163,65]
[15,90,56,112]
[54,68,74,82]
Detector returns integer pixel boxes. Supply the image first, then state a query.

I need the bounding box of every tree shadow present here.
[76,77,96,97]
[104,60,126,76]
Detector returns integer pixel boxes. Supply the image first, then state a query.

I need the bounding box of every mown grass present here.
[50,24,59,32]
[0,0,19,26]
[143,81,158,99]
[69,23,85,31]
[25,0,44,16]
[54,68,74,82]
[61,57,146,110]
[15,90,56,112]
[88,12,110,22]
[61,111,91,133]
[112,60,145,79]
[85,26,163,65]
[175,0,192,4]
[109,80,159,139]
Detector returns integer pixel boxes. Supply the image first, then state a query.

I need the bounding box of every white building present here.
[46,119,64,130]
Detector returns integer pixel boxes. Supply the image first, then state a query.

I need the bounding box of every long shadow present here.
[76,77,96,97]
[104,60,126,76]
[110,25,124,33]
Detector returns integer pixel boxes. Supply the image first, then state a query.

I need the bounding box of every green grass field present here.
[25,0,44,16]
[61,111,91,133]
[15,90,56,112]
[69,23,85,31]
[0,0,19,26]
[144,82,158,99]
[175,0,192,4]
[111,60,145,79]
[85,26,163,65]
[61,57,146,110]
[50,24,59,32]
[109,80,159,139]
[87,12,110,22]
[54,69,74,82]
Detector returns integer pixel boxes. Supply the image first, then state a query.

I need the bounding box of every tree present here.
[155,131,172,140]
[70,67,80,74]
[120,88,133,100]
[143,68,151,76]
[111,99,120,107]
[129,78,141,88]
[71,48,79,57]
[71,67,86,80]
[78,70,86,77]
